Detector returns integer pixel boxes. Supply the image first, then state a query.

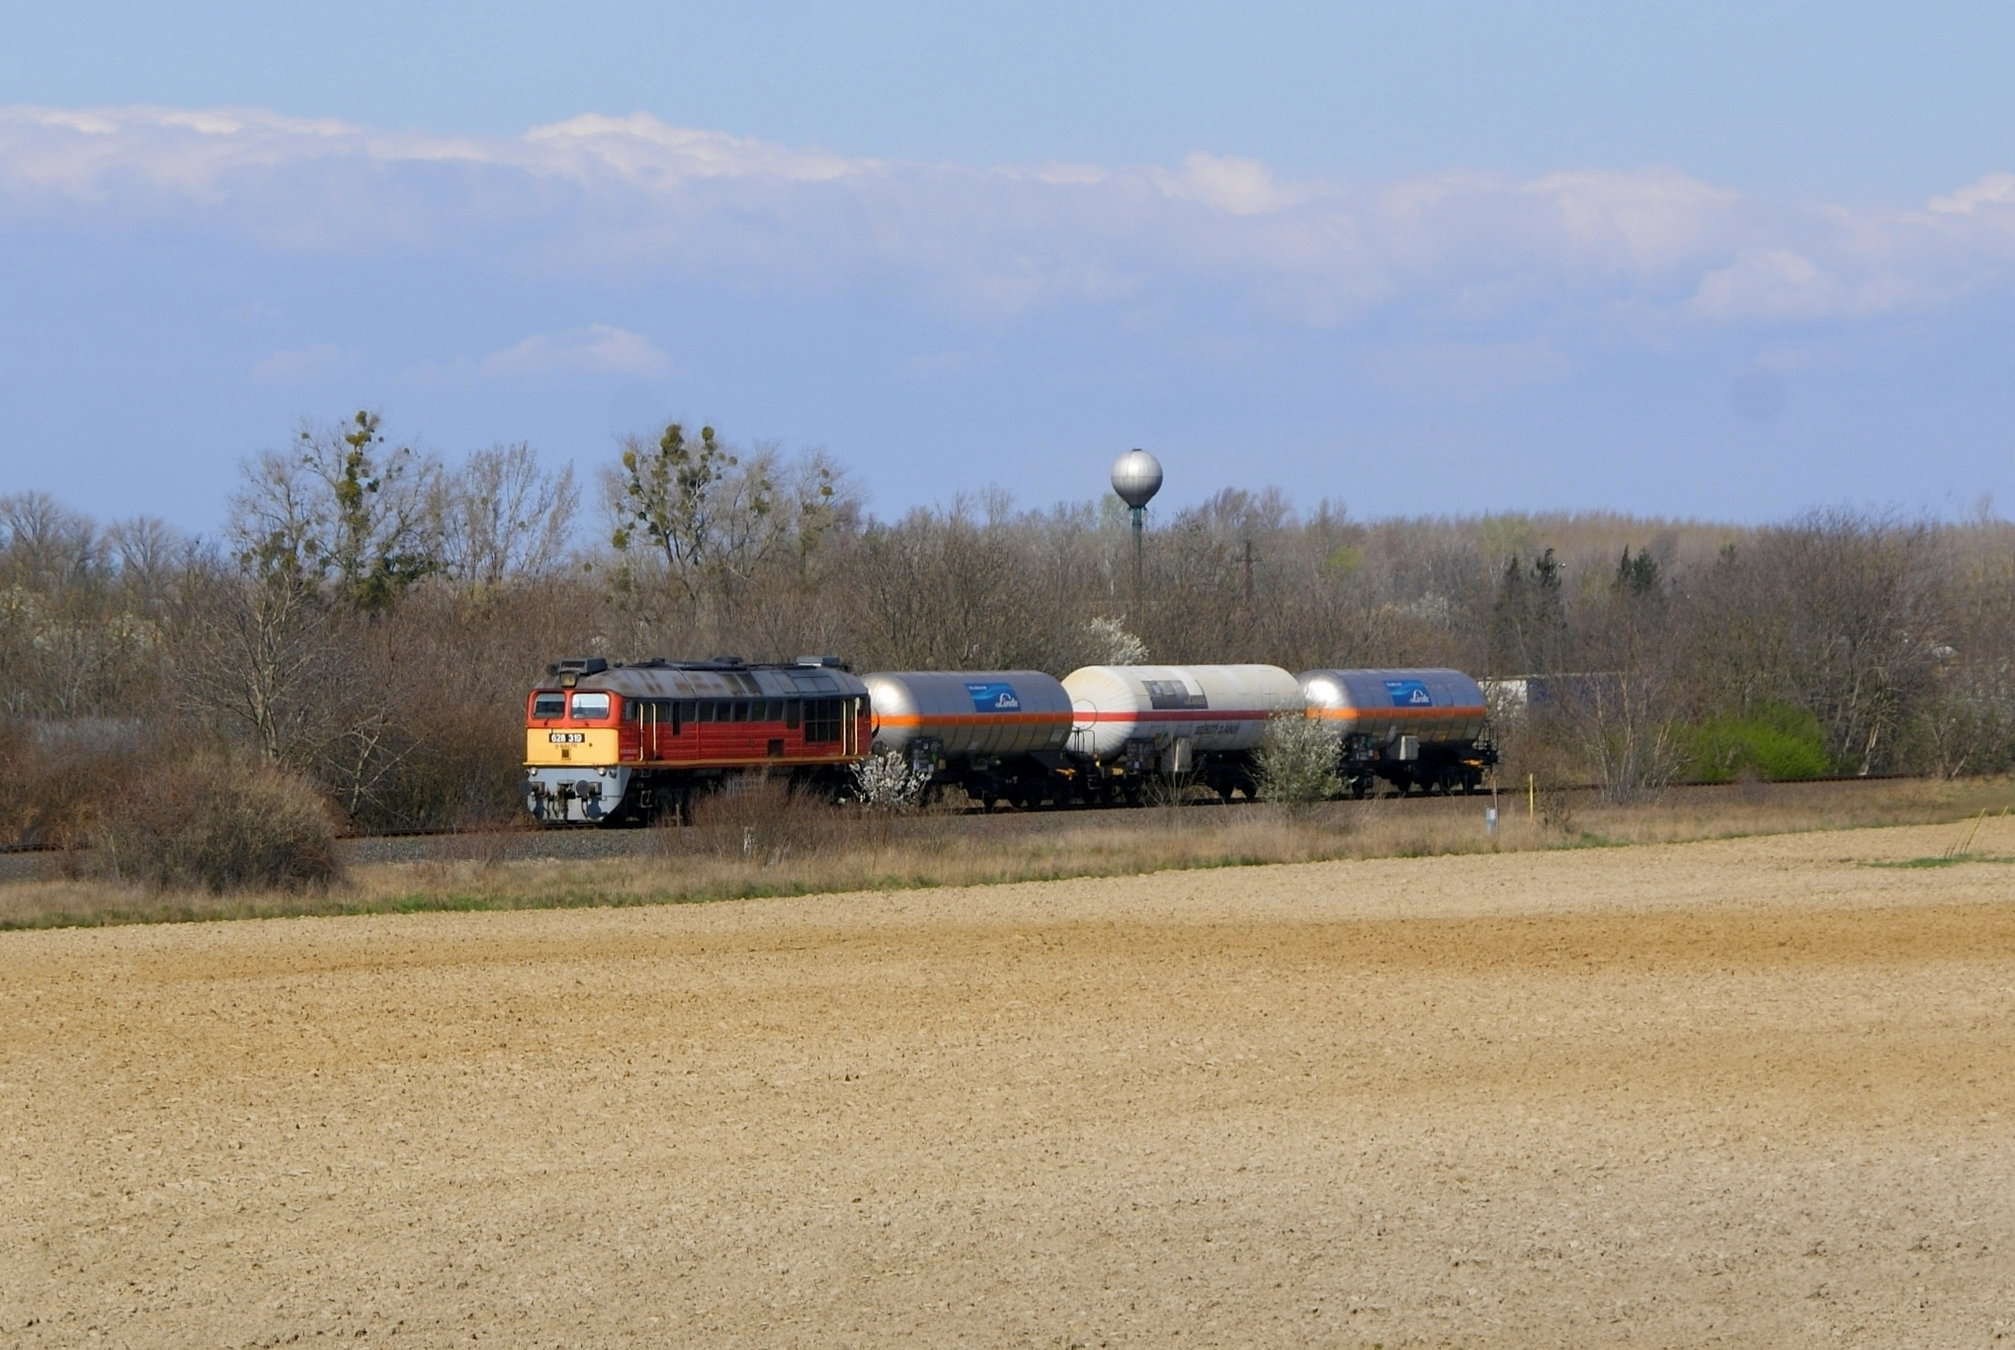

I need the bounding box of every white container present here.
[863,671,1074,760]
[1062,664,1302,761]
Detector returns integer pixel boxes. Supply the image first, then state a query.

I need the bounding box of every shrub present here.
[657,774,877,865]
[1254,713,1342,805]
[96,753,344,892]
[1676,704,1829,782]
[850,751,927,811]
[0,718,149,850]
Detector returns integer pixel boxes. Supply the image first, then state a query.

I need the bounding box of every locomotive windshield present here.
[532,692,565,719]
[569,692,611,720]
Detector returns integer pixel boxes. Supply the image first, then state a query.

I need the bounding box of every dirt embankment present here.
[3,821,2013,1347]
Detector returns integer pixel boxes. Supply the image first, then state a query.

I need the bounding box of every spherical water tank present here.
[1110,449,1163,510]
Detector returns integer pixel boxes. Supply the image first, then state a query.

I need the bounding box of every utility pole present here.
[1110,449,1163,625]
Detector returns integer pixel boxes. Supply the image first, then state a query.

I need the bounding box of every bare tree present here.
[231,411,442,611]
[438,443,579,591]
[171,557,334,767]
[1564,548,1682,799]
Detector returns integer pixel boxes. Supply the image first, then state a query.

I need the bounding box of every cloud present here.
[1153,152,1305,216]
[523,113,867,184]
[2,102,2014,334]
[1929,172,2015,216]
[1687,247,1934,321]
[403,325,675,387]
[477,325,674,380]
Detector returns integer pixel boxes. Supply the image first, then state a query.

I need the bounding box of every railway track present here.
[0,772,1933,881]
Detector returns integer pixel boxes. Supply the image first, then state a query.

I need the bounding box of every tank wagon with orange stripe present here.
[863,671,1076,808]
[1296,668,1496,797]
[1062,664,1305,803]
[523,656,867,823]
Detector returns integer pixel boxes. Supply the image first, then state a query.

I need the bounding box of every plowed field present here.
[4,822,2013,1347]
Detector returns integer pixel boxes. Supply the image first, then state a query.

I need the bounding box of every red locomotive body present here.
[524,657,867,824]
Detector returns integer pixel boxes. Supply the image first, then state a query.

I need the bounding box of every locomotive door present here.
[638,699,656,761]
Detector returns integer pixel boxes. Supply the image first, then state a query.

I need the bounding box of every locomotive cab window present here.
[532,692,565,720]
[569,692,611,721]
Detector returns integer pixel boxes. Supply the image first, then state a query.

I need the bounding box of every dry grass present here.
[8,822,2015,1345]
[3,775,2011,931]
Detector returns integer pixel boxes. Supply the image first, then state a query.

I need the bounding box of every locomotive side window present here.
[532,692,565,720]
[678,701,696,729]
[803,698,841,744]
[626,698,679,731]
[570,692,611,721]
[765,700,783,722]
[697,701,716,723]
[785,700,801,729]
[730,700,749,723]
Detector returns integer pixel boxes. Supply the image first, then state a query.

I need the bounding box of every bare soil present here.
[3,818,2014,1347]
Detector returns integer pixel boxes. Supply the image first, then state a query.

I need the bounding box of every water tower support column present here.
[1110,448,1164,630]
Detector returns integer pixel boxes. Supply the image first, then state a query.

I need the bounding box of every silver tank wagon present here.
[1296,667,1494,796]
[1296,668,1489,746]
[862,670,1075,807]
[864,670,1074,760]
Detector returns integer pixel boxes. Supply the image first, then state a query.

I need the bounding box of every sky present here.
[2,1,2014,531]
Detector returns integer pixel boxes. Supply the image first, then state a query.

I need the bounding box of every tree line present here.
[2,410,2011,840]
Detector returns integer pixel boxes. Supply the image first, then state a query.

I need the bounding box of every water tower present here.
[1110,448,1162,617]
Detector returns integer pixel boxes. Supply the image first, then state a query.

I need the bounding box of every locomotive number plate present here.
[548,731,585,743]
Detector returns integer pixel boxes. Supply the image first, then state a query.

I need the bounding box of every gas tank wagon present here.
[1063,664,1302,803]
[1297,667,1496,797]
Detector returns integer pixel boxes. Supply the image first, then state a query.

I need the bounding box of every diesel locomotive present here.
[524,656,1495,823]
[524,656,867,824]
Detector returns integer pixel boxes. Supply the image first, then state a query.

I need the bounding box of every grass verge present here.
[3,776,2012,931]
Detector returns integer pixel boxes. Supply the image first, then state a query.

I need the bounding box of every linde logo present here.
[1384,679,1434,708]
[966,682,1021,712]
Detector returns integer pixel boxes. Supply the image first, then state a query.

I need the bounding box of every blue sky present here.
[3,2,2014,529]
